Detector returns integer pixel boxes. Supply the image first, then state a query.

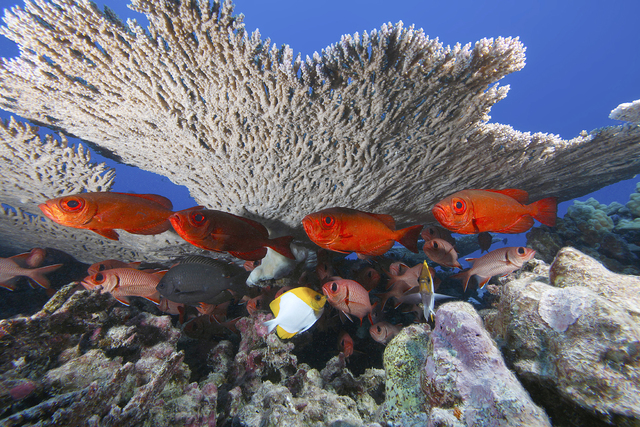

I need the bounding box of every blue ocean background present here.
[1,0,638,228]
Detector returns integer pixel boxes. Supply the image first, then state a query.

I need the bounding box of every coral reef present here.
[485,247,640,426]
[527,186,640,274]
[0,283,217,425]
[0,0,638,241]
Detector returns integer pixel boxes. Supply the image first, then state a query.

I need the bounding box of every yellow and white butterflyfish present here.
[264,287,326,339]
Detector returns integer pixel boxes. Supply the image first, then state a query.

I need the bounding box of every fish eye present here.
[377,326,381,333]
[190,212,206,225]
[452,198,466,214]
[315,295,322,301]
[331,282,338,292]
[157,282,164,290]
[95,273,104,283]
[61,197,84,211]
[322,215,335,228]
[367,271,373,278]
[98,264,107,271]
[432,241,439,249]
[517,247,525,254]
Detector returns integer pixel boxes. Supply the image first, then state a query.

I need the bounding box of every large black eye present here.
[191,212,205,225]
[61,197,83,211]
[157,282,165,290]
[95,273,104,282]
[331,282,338,292]
[517,247,525,254]
[367,271,373,278]
[98,264,107,271]
[322,215,335,227]
[432,241,439,249]
[452,198,466,214]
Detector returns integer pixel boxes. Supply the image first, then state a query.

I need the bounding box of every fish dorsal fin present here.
[179,255,231,269]
[484,189,529,203]
[226,212,269,236]
[368,213,396,230]
[114,192,173,210]
[269,294,282,317]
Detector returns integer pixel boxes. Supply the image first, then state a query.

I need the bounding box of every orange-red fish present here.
[0,255,62,290]
[39,192,174,241]
[81,267,164,305]
[322,277,373,325]
[423,238,462,269]
[453,246,536,291]
[170,206,294,261]
[432,189,557,234]
[302,207,423,257]
[369,321,403,344]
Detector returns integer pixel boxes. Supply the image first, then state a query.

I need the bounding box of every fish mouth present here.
[431,205,446,223]
[168,213,184,232]
[38,203,56,220]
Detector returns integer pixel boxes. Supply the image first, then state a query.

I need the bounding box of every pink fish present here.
[369,321,403,344]
[81,268,164,305]
[453,246,536,291]
[423,238,462,269]
[338,331,354,359]
[87,259,142,276]
[322,277,373,325]
[0,255,62,290]
[354,266,381,291]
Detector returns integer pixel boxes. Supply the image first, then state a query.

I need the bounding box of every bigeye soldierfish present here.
[81,267,164,306]
[422,238,462,269]
[39,192,174,241]
[170,206,294,261]
[302,207,423,257]
[432,189,557,234]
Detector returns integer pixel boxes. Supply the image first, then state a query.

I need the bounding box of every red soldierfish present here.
[302,207,423,257]
[170,206,294,261]
[322,277,374,325]
[0,255,62,290]
[432,189,557,234]
[87,259,142,276]
[338,331,355,359]
[369,321,403,344]
[453,246,536,292]
[423,238,462,269]
[81,267,164,305]
[39,192,174,241]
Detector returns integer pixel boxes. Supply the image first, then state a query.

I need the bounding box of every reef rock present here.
[0,283,217,426]
[487,247,640,426]
[378,306,550,426]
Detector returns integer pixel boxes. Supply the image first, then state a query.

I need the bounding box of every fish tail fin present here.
[530,197,558,227]
[451,270,472,293]
[395,225,424,253]
[266,235,295,259]
[27,263,63,289]
[263,318,278,333]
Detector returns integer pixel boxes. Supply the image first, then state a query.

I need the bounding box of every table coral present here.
[0,0,638,241]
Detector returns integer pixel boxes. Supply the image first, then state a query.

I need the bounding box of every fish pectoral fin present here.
[92,228,120,240]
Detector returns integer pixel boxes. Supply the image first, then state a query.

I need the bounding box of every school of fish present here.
[0,188,557,358]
